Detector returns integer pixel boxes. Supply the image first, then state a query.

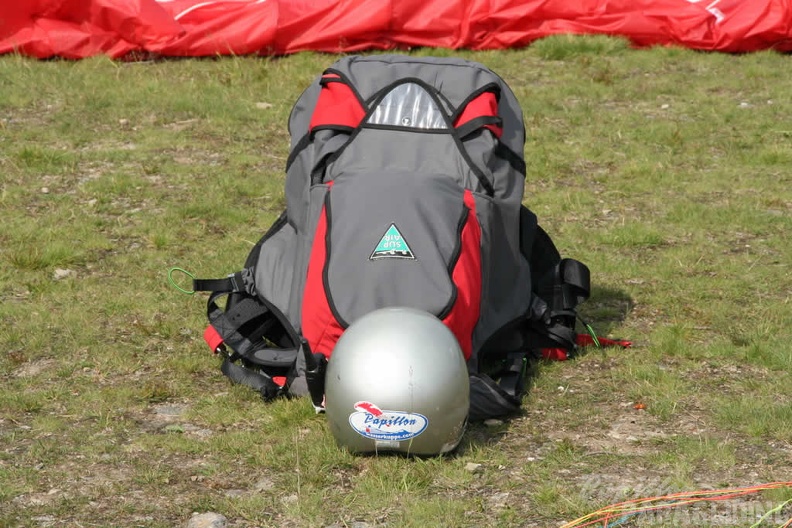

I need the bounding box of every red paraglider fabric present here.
[2,0,791,59]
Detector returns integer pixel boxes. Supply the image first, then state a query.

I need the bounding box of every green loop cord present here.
[583,321,602,348]
[168,267,196,295]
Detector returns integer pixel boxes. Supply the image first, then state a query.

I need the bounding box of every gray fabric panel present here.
[460,132,528,352]
[325,165,466,325]
[253,221,297,324]
[319,127,532,355]
[285,129,351,235]
[464,130,525,209]
[327,128,484,193]
[288,184,332,331]
[287,80,322,151]
[471,194,533,359]
[288,373,309,398]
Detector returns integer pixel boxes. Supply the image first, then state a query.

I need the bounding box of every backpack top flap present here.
[284,55,527,235]
[289,55,525,156]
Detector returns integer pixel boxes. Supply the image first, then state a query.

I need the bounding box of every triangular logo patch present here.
[370,223,415,260]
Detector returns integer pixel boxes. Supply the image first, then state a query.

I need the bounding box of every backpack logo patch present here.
[370,223,415,260]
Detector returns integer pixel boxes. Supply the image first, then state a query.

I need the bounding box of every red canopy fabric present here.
[2,0,791,59]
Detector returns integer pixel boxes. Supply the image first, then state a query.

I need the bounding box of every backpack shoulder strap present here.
[194,276,301,399]
[520,205,591,351]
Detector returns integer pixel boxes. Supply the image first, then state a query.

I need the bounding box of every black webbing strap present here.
[206,292,274,358]
[248,346,300,368]
[220,357,284,401]
[192,270,249,296]
[545,261,589,346]
[455,115,503,139]
[542,321,578,350]
[495,352,528,398]
[536,259,589,318]
[521,258,592,352]
[557,258,590,306]
[520,320,575,350]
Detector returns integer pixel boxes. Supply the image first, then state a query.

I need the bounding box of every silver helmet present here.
[325,307,469,456]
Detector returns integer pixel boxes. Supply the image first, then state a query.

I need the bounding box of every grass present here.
[1,37,791,527]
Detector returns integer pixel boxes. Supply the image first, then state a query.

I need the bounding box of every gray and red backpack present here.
[188,55,622,421]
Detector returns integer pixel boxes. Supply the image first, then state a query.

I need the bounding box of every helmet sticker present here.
[349,401,428,441]
[354,401,383,416]
[370,223,415,260]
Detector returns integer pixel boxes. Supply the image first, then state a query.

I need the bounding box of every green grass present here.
[1,39,791,527]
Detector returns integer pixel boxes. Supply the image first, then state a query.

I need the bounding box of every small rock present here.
[489,492,510,508]
[465,462,483,473]
[53,268,75,281]
[255,102,273,110]
[41,187,50,194]
[223,489,245,498]
[14,359,56,378]
[186,512,227,528]
[182,424,213,439]
[483,418,503,427]
[153,404,188,418]
[254,477,274,491]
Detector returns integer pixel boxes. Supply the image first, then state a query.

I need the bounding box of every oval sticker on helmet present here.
[348,403,428,441]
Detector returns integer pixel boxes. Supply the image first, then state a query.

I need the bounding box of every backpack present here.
[187,55,603,421]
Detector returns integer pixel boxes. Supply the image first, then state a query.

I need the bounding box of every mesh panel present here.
[367,83,448,129]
